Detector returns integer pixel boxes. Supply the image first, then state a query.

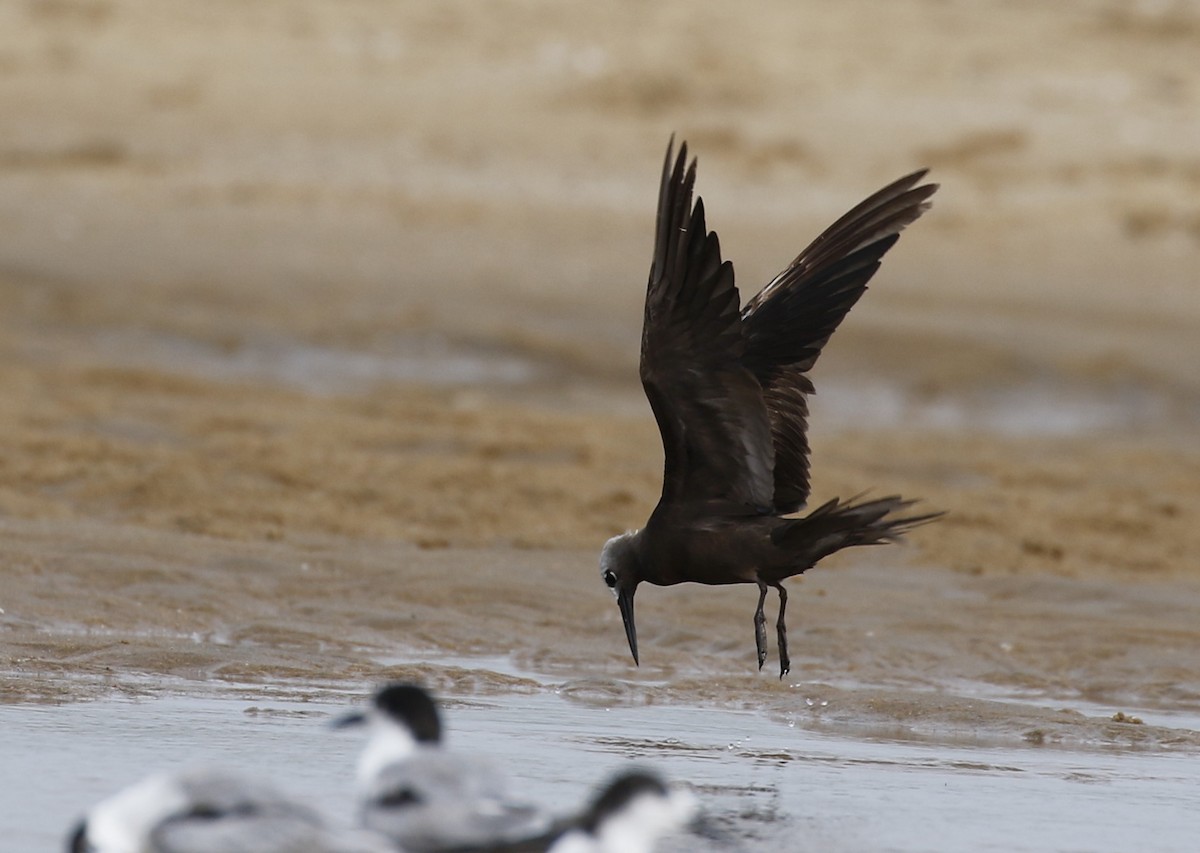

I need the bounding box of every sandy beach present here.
[2,1,1200,848]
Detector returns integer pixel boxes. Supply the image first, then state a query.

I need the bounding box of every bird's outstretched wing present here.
[641,140,776,512]
[741,170,938,513]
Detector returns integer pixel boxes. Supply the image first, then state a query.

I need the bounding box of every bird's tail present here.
[773,495,941,569]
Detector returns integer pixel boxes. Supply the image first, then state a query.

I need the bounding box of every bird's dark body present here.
[634,496,918,589]
[637,505,794,587]
[600,138,942,677]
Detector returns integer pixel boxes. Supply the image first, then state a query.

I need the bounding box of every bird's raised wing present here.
[641,140,776,512]
[742,170,938,513]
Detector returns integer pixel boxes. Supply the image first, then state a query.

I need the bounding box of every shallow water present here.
[7,679,1200,852]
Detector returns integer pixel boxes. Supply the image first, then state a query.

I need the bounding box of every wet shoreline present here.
[9,669,1200,852]
[6,508,1199,748]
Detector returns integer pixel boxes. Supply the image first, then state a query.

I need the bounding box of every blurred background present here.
[6,6,1200,848]
[0,0,1197,563]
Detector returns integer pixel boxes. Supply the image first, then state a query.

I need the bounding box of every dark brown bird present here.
[599,138,942,677]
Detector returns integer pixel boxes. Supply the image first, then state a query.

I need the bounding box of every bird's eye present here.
[603,570,617,588]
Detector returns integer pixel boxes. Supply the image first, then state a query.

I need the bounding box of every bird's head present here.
[600,531,643,666]
[333,683,442,742]
[580,771,697,853]
[333,683,442,789]
[370,683,443,744]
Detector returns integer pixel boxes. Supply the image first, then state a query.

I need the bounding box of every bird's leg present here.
[754,581,768,670]
[772,583,790,678]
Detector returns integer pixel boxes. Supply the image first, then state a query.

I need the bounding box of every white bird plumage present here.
[335,683,552,852]
[69,767,393,853]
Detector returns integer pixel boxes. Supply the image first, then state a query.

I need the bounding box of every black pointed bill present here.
[617,585,638,665]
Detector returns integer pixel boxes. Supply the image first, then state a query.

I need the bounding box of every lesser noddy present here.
[599,138,942,677]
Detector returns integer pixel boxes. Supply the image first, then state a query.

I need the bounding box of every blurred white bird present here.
[546,770,697,853]
[68,766,394,853]
[334,683,553,852]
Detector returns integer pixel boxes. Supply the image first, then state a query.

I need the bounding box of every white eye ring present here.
[603,570,617,588]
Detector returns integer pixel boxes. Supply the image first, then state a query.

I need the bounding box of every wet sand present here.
[2,0,1200,847]
[5,514,1200,746]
